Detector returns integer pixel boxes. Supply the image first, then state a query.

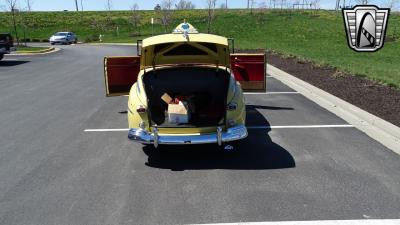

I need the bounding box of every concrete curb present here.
[267,64,400,154]
[9,47,60,56]
[86,43,137,46]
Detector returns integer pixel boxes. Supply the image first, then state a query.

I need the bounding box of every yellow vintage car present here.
[104,23,266,148]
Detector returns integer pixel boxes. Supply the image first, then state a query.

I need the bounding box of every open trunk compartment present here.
[143,67,230,128]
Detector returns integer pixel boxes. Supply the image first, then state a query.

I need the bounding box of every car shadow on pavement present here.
[0,60,30,67]
[143,105,295,171]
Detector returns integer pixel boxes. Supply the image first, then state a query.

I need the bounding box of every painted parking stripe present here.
[84,128,130,132]
[247,124,354,129]
[189,219,400,225]
[84,125,354,132]
[126,92,299,96]
[2,58,19,61]
[245,92,300,95]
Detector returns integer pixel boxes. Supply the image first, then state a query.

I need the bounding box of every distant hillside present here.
[1,9,399,87]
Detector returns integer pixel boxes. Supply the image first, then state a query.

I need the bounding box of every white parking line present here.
[189,219,400,225]
[247,124,354,129]
[245,92,300,95]
[84,128,130,132]
[2,58,18,61]
[84,125,354,132]
[126,92,299,96]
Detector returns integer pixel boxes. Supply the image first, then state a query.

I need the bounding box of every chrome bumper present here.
[128,125,248,148]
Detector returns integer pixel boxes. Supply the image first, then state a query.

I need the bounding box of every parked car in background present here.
[49,32,78,45]
[0,33,15,61]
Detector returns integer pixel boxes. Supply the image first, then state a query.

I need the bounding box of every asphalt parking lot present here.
[0,45,399,225]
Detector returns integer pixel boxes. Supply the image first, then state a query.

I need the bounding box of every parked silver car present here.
[49,32,78,45]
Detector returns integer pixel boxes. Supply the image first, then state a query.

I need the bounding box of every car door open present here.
[230,53,266,92]
[104,56,141,97]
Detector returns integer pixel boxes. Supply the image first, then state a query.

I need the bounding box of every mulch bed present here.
[237,49,400,127]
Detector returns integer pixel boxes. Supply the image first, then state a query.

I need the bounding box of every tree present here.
[160,0,174,33]
[22,0,34,45]
[74,0,79,11]
[386,0,400,9]
[258,1,267,9]
[105,0,113,25]
[250,0,256,13]
[271,0,277,8]
[206,0,217,34]
[5,0,20,45]
[175,0,195,9]
[130,3,141,35]
[25,0,33,11]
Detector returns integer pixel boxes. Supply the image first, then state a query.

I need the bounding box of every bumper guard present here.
[128,125,248,147]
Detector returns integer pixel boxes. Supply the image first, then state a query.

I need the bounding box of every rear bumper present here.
[128,125,248,147]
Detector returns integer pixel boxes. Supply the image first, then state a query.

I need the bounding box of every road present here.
[0,45,399,225]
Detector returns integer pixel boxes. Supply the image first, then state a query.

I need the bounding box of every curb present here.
[86,43,137,46]
[10,47,60,56]
[267,64,400,154]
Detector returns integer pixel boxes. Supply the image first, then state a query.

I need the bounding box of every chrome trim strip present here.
[217,127,222,146]
[153,126,159,148]
[128,125,247,145]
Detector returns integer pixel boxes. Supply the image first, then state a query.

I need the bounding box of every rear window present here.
[163,44,208,56]
[154,43,218,56]
[55,32,68,36]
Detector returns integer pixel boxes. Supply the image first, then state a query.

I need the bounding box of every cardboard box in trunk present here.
[168,101,190,124]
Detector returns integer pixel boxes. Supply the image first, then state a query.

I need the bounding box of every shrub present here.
[84,34,100,43]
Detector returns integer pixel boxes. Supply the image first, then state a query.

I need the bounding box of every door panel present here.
[104,56,140,97]
[230,53,266,92]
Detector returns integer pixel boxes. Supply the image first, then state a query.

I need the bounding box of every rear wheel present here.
[0,54,4,61]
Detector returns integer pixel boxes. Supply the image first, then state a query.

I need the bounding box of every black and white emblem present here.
[343,5,390,52]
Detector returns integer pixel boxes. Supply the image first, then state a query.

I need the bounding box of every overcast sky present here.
[0,0,394,11]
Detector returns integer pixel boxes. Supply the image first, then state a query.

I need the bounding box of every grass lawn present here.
[15,46,50,53]
[1,9,399,87]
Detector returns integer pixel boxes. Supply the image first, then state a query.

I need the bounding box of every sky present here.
[0,0,394,11]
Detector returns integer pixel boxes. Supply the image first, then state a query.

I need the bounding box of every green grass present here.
[1,9,399,87]
[15,46,49,52]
